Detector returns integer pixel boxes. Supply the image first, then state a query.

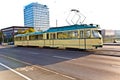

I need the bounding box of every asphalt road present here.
[0,45,120,80]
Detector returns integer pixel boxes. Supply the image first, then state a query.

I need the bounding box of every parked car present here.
[8,42,14,45]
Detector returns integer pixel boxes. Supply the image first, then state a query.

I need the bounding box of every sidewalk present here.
[95,45,120,57]
[104,43,120,46]
[0,45,15,48]
[102,45,120,51]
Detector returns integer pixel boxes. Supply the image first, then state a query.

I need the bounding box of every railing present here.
[103,38,120,43]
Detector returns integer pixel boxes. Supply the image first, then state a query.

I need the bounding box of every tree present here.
[17,28,35,34]
[23,28,35,34]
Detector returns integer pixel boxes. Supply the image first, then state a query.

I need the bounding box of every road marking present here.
[0,54,31,65]
[111,64,120,68]
[27,52,39,54]
[0,54,76,80]
[0,62,32,80]
[53,56,72,60]
[34,65,76,80]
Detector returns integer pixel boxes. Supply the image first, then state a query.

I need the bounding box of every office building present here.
[24,2,49,31]
[1,26,33,44]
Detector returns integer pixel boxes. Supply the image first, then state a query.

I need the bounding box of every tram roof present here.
[15,31,43,37]
[27,31,43,35]
[15,24,98,37]
[15,34,27,37]
[45,24,98,33]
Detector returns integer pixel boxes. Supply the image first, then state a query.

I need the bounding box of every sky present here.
[0,0,120,30]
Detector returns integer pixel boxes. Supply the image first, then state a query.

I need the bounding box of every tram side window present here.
[15,37,19,41]
[29,36,36,40]
[50,33,52,39]
[51,33,56,39]
[38,35,43,40]
[80,31,84,38]
[85,30,91,38]
[19,37,22,40]
[20,37,22,40]
[15,37,17,41]
[67,32,71,38]
[66,31,78,38]
[35,35,38,40]
[29,36,32,40]
[18,37,20,41]
[57,32,68,39]
[22,36,27,40]
[72,31,78,38]
[57,31,78,39]
[22,37,24,40]
[57,32,62,39]
[92,30,101,38]
[49,33,55,39]
[25,37,27,40]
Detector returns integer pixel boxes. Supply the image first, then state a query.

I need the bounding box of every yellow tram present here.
[14,24,103,49]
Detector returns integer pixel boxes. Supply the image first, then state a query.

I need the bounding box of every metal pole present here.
[56,19,58,27]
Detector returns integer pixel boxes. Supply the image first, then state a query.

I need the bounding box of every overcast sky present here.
[0,0,120,30]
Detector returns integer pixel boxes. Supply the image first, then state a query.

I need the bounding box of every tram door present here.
[49,33,55,47]
[80,30,86,49]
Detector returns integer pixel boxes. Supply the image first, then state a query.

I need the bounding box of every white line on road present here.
[34,65,76,80]
[27,52,39,54]
[0,62,32,80]
[53,56,72,60]
[0,54,76,80]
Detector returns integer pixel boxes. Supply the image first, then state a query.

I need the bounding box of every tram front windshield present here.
[92,30,101,38]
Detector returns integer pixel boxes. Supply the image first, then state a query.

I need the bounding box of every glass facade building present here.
[1,26,33,44]
[24,2,49,30]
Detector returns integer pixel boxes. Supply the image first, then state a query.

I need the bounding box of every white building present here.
[24,2,49,31]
